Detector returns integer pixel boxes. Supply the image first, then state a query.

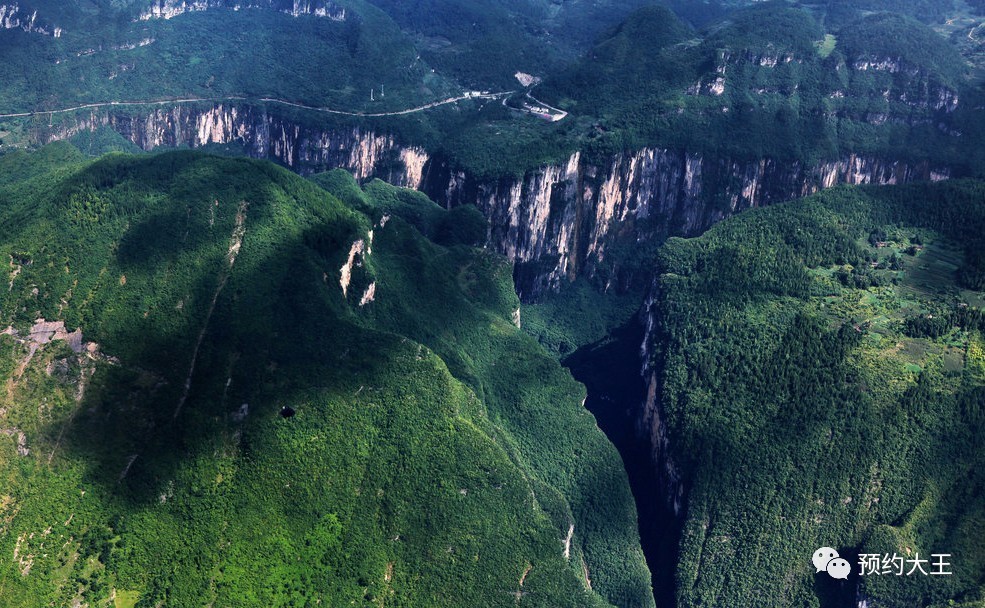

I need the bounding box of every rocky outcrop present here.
[137,0,345,21]
[430,148,948,298]
[46,103,949,300]
[45,104,428,189]
[0,4,61,36]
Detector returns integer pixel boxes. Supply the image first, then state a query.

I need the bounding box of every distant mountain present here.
[329,0,672,87]
[667,0,961,26]
[541,2,976,170]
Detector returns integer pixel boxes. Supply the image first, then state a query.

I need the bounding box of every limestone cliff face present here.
[429,149,948,298]
[47,104,948,300]
[46,105,427,189]
[137,0,345,20]
[0,3,61,36]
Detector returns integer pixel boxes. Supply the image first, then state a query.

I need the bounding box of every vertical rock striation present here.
[46,103,949,300]
[137,0,346,21]
[46,105,428,189]
[430,149,948,298]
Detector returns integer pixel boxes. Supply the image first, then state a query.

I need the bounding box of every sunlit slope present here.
[650,180,985,606]
[0,145,651,607]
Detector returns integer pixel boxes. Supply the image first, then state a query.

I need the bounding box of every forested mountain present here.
[669,0,970,26]
[541,2,978,169]
[1,0,980,179]
[0,1,983,607]
[646,179,985,606]
[0,145,652,607]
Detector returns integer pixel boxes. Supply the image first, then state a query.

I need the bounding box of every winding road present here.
[0,91,514,121]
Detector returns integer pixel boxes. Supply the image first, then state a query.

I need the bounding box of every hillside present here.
[668,0,962,26]
[647,180,985,606]
[0,0,440,115]
[0,145,652,607]
[540,2,974,170]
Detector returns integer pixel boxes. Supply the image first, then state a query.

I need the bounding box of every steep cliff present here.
[634,180,985,607]
[137,0,346,20]
[46,105,429,189]
[46,103,950,300]
[0,3,60,36]
[434,149,948,298]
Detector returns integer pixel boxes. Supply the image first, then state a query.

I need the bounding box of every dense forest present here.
[650,180,985,606]
[540,2,976,171]
[0,2,982,607]
[0,144,652,607]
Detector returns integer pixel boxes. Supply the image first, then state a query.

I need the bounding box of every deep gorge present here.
[564,319,681,607]
[38,105,960,606]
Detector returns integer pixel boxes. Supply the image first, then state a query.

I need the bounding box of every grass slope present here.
[0,145,652,607]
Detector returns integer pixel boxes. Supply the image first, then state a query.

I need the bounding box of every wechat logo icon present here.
[814,547,851,580]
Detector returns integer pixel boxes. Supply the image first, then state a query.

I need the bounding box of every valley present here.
[0,1,982,607]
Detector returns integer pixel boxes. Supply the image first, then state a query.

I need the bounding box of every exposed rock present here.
[138,0,345,21]
[46,105,428,189]
[0,428,29,457]
[359,281,376,306]
[339,239,365,298]
[0,4,60,36]
[439,148,947,299]
[46,104,951,300]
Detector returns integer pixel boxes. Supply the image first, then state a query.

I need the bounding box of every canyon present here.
[45,103,950,301]
[39,105,955,603]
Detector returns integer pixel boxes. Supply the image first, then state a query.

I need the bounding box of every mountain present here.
[355,0,659,86]
[542,2,972,168]
[640,178,985,606]
[0,144,652,607]
[0,1,973,302]
[2,2,984,607]
[667,0,963,27]
[0,0,439,115]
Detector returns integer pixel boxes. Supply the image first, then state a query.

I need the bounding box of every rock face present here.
[430,148,948,298]
[0,3,60,36]
[137,0,346,20]
[638,287,683,518]
[46,103,949,300]
[47,105,427,189]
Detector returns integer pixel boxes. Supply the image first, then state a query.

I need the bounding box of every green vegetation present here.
[0,145,652,607]
[0,3,447,115]
[538,2,975,172]
[649,180,985,606]
[816,34,837,59]
[521,279,645,358]
[357,0,653,87]
[838,13,966,85]
[824,0,958,25]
